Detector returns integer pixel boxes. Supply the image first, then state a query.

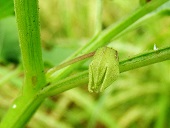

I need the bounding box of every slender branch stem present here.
[46,52,95,77]
[119,46,170,72]
[47,0,168,82]
[0,1,169,128]
[94,0,103,35]
[41,46,170,96]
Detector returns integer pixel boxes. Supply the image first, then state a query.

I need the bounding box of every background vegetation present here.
[0,0,170,128]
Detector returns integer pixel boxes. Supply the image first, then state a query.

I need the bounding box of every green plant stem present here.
[14,0,46,92]
[41,46,170,96]
[0,0,46,128]
[0,1,169,127]
[47,52,95,76]
[119,46,170,72]
[0,94,45,128]
[94,0,102,35]
[48,0,168,82]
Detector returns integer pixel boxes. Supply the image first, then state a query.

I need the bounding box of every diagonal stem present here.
[41,46,170,96]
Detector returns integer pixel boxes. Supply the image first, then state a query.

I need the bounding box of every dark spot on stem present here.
[46,82,51,86]
[32,76,37,85]
[147,0,151,2]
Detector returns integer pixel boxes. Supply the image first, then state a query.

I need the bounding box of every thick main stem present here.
[0,0,46,128]
[14,0,46,92]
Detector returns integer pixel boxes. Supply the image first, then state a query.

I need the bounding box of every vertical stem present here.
[0,0,46,127]
[14,0,46,92]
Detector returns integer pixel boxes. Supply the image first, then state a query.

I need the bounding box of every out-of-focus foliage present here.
[0,0,170,128]
[0,17,20,64]
[0,0,14,19]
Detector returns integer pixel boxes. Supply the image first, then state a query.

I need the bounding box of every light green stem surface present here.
[47,0,168,82]
[41,46,170,96]
[0,0,169,128]
[0,0,46,128]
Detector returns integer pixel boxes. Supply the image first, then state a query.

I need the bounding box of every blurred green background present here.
[0,0,170,128]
